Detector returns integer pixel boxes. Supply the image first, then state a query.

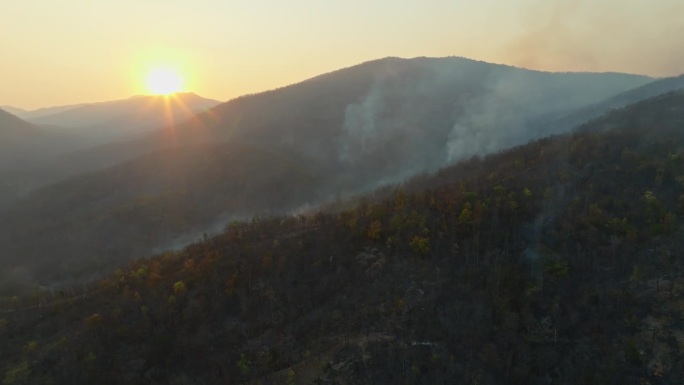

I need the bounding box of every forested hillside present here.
[0,143,325,284]
[0,57,654,284]
[1,91,683,384]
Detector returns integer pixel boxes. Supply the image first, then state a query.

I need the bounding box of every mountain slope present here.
[0,57,656,282]
[1,91,683,384]
[0,109,114,206]
[0,109,71,171]
[0,109,70,205]
[8,57,652,189]
[0,94,221,205]
[172,57,652,172]
[28,57,648,191]
[530,74,684,135]
[0,108,39,144]
[0,143,326,282]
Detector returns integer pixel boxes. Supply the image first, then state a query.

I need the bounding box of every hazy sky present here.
[2,0,683,109]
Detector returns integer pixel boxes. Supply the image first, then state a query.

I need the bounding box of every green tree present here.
[237,353,250,378]
[409,236,430,256]
[286,369,297,385]
[172,280,187,296]
[458,202,473,225]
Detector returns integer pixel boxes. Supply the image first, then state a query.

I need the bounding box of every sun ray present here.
[137,64,215,145]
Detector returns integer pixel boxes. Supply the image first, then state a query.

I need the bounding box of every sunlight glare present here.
[146,67,183,95]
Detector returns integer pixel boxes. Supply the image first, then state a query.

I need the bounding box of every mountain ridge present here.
[27,92,220,132]
[528,74,684,135]
[0,56,659,283]
[1,90,683,384]
[3,57,654,205]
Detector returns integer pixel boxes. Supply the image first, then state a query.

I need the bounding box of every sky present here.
[1,0,683,109]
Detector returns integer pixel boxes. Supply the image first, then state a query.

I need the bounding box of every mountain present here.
[11,103,88,120]
[597,74,684,107]
[0,109,73,204]
[0,57,656,283]
[3,57,653,202]
[1,91,683,384]
[0,105,28,116]
[529,74,684,135]
[0,143,326,282]
[0,108,39,144]
[26,92,221,145]
[169,57,652,175]
[0,135,159,205]
[0,108,98,205]
[23,57,653,197]
[0,94,221,206]
[0,108,66,171]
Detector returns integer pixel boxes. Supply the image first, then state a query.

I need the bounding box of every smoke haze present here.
[500,0,684,76]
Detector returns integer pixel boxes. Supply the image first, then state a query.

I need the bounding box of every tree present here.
[173,281,187,297]
[367,220,383,241]
[409,236,430,256]
[237,353,250,378]
[286,369,297,385]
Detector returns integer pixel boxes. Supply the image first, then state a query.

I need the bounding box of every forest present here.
[1,91,683,384]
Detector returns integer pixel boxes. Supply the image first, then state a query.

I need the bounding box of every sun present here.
[145,67,183,95]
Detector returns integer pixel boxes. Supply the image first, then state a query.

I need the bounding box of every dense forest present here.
[1,91,683,384]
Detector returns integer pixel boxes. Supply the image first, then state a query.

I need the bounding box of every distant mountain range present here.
[10,92,221,143]
[0,93,221,204]
[3,56,677,284]
[0,105,28,116]
[1,92,221,149]
[3,103,87,120]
